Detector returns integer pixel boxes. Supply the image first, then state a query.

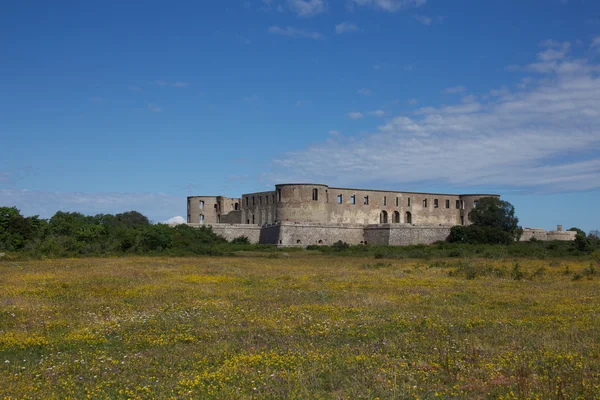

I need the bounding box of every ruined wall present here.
[388,225,452,245]
[200,224,263,243]
[546,230,576,241]
[275,184,330,223]
[277,222,365,246]
[187,196,241,224]
[521,228,548,241]
[241,191,277,226]
[187,196,219,224]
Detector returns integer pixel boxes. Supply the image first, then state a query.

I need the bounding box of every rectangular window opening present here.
[456,200,460,209]
[423,199,428,208]
[277,189,281,202]
[395,197,399,207]
[363,196,369,205]
[350,195,356,205]
[434,199,438,208]
[199,200,204,209]
[312,188,318,201]
[383,196,387,206]
[407,198,411,207]
[445,199,450,209]
[337,194,343,204]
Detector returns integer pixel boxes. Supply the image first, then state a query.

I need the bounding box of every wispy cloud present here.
[357,88,373,96]
[0,189,184,223]
[268,39,600,193]
[128,85,143,92]
[153,80,190,88]
[443,85,467,94]
[368,110,385,117]
[407,98,419,105]
[335,22,360,34]
[350,0,426,12]
[0,172,10,183]
[148,104,162,113]
[268,26,323,39]
[414,14,445,25]
[347,111,364,119]
[288,0,326,16]
[592,36,600,48]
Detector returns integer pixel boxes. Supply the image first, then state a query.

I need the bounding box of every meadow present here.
[1,254,599,399]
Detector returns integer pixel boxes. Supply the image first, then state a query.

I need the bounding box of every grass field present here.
[1,254,599,399]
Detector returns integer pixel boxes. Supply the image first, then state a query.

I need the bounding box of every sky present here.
[1,0,599,232]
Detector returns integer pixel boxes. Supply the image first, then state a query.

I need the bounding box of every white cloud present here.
[165,216,186,225]
[357,88,373,96]
[537,40,570,61]
[268,26,323,39]
[268,44,600,192]
[443,85,467,94]
[173,81,190,88]
[351,0,426,12]
[0,189,184,223]
[336,22,359,34]
[329,130,342,136]
[347,112,364,119]
[368,110,385,117]
[407,98,419,105]
[288,0,326,16]
[414,15,432,25]
[148,104,162,113]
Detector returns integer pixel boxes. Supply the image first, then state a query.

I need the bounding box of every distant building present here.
[187,183,497,246]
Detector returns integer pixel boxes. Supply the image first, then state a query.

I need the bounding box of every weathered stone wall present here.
[520,228,576,242]
[546,230,576,241]
[521,228,548,241]
[277,222,365,246]
[240,191,277,225]
[388,225,452,245]
[363,225,391,245]
[193,224,262,243]
[187,196,219,224]
[275,184,330,223]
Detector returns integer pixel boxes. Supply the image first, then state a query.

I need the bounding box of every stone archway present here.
[393,211,400,223]
[380,210,388,223]
[405,211,412,224]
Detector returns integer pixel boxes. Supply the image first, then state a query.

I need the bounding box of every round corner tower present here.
[275,183,330,223]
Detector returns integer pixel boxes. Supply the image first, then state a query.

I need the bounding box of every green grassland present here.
[1,255,599,399]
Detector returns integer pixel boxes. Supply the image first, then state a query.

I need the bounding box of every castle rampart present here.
[186,183,502,246]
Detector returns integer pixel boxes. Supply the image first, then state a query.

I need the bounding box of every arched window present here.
[234,202,239,210]
[393,211,400,223]
[380,210,388,223]
[199,200,204,209]
[312,188,318,201]
[405,212,412,224]
[199,215,204,224]
[318,240,323,244]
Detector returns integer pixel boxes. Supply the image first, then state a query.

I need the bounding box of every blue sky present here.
[1,0,599,232]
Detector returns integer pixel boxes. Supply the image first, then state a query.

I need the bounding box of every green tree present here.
[468,197,522,240]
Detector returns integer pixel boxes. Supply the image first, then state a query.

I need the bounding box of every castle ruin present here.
[187,183,501,246]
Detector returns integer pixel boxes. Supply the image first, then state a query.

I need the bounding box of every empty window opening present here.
[456,200,460,209]
[312,188,319,201]
[326,190,329,203]
[277,189,282,202]
[423,199,428,208]
[395,197,399,207]
[199,200,204,209]
[247,219,250,224]
[265,196,268,205]
[393,211,400,223]
[252,215,255,224]
[245,197,249,207]
[462,200,465,209]
[296,239,301,244]
[380,210,388,223]
[337,194,343,204]
[445,199,450,209]
[252,196,255,206]
[199,215,204,224]
[350,195,356,205]
[364,196,369,205]
[318,240,323,244]
[383,196,387,206]
[279,240,282,244]
[407,198,411,207]
[214,204,218,209]
[272,195,275,203]
[405,212,412,224]
[434,199,439,208]
[461,216,465,225]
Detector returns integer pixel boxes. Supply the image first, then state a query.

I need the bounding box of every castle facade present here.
[187,183,497,246]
